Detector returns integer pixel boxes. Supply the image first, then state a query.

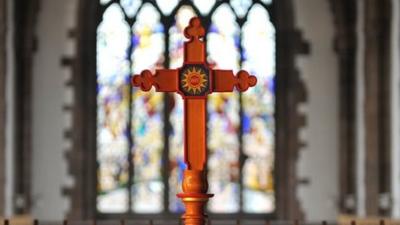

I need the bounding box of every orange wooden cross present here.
[131,17,257,225]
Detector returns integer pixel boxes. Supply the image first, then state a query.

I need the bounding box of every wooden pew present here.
[0,215,33,225]
[338,215,400,225]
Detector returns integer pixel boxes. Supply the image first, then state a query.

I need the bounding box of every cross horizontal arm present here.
[131,69,179,92]
[212,70,257,92]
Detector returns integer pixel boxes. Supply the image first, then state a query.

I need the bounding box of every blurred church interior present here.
[0,0,399,224]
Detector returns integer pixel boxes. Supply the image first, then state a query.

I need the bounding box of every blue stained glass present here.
[242,114,251,134]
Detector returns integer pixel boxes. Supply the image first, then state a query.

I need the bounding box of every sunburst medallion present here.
[181,66,208,95]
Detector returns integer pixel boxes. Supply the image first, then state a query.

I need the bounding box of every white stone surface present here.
[294,0,339,220]
[391,0,400,218]
[31,0,76,220]
[355,0,366,217]
[5,0,15,217]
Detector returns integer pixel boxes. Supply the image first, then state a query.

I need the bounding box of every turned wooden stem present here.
[178,170,213,225]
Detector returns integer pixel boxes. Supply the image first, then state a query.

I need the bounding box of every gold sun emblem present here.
[181,67,208,94]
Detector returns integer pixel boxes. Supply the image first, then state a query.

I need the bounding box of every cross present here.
[131,17,257,225]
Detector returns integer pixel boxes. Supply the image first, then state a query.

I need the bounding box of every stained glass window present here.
[96,0,276,215]
[97,3,130,213]
[131,4,165,213]
[242,4,275,213]
[207,4,241,213]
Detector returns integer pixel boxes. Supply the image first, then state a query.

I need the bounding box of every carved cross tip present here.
[236,70,257,91]
[131,70,154,91]
[184,17,205,40]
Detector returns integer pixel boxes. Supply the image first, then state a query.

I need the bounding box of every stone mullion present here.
[364,0,380,214]
[328,0,357,214]
[378,0,392,215]
[13,0,39,214]
[363,0,392,216]
[0,0,6,216]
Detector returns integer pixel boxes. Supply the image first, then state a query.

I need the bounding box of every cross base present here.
[177,170,214,225]
[177,193,213,225]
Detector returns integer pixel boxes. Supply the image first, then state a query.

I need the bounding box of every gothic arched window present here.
[96,0,275,216]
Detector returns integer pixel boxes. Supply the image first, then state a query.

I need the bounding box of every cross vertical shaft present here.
[184,99,206,170]
[178,18,211,225]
